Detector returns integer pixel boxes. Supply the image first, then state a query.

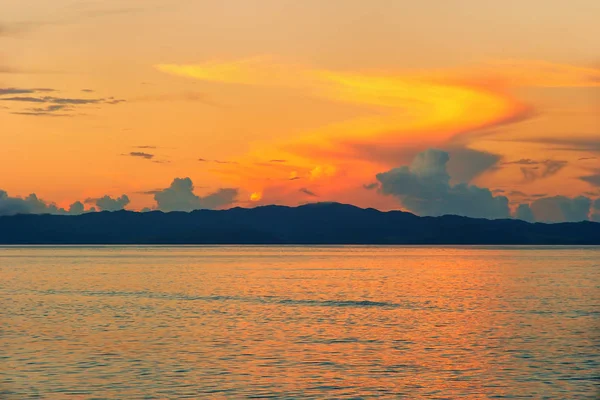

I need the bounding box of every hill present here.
[0,202,599,244]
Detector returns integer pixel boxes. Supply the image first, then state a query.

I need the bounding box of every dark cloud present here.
[154,178,238,212]
[299,188,318,197]
[12,104,73,117]
[580,172,600,187]
[502,158,539,165]
[198,158,208,162]
[528,196,591,223]
[0,88,37,95]
[289,176,301,181]
[1,92,126,117]
[446,147,501,183]
[592,199,600,222]
[520,160,567,182]
[68,201,84,215]
[94,195,130,211]
[129,152,154,160]
[81,89,95,93]
[0,190,87,216]
[343,143,501,183]
[135,145,156,149]
[492,189,506,194]
[376,149,510,219]
[0,95,125,105]
[578,157,597,161]
[0,190,63,216]
[363,183,379,190]
[515,204,535,222]
[137,189,163,195]
[11,111,73,117]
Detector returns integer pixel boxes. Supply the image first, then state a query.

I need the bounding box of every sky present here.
[1,0,599,222]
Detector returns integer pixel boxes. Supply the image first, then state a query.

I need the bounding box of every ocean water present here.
[0,246,598,399]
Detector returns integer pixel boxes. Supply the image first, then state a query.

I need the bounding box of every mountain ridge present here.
[0,202,598,245]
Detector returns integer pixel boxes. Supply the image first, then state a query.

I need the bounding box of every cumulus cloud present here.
[526,196,591,223]
[515,204,535,222]
[94,195,130,211]
[0,190,87,216]
[376,149,510,219]
[592,199,600,222]
[154,177,238,212]
[445,147,501,183]
[68,201,85,215]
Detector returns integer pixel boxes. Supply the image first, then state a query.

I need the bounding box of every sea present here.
[1,246,598,399]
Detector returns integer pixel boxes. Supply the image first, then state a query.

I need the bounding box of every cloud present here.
[363,183,378,190]
[515,204,535,222]
[154,177,238,212]
[580,172,600,187]
[129,152,154,160]
[528,196,591,223]
[445,147,501,183]
[592,199,600,222]
[0,190,89,216]
[1,91,126,117]
[502,158,539,165]
[299,188,318,197]
[0,87,55,95]
[214,160,238,165]
[94,195,130,211]
[68,201,84,215]
[506,137,600,153]
[10,104,73,117]
[519,160,567,182]
[0,96,110,105]
[0,190,60,216]
[197,158,237,164]
[376,149,510,219]
[135,145,156,149]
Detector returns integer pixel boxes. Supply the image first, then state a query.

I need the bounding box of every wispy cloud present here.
[299,188,318,197]
[129,152,154,160]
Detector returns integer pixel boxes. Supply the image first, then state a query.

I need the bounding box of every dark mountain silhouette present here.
[0,202,598,244]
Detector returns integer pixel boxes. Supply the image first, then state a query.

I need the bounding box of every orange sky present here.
[1,0,599,214]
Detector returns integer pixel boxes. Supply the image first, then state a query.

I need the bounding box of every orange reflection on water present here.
[1,246,598,398]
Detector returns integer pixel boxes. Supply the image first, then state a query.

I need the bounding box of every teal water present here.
[1,246,599,398]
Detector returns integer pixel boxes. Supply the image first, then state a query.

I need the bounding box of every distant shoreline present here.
[1,203,599,245]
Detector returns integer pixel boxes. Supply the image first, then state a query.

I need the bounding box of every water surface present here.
[1,246,598,398]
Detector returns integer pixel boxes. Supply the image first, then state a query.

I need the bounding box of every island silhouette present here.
[1,202,598,245]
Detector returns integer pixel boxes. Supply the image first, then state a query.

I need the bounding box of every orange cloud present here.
[155,58,595,205]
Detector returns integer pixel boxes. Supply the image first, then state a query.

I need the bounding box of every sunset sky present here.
[1,0,599,221]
